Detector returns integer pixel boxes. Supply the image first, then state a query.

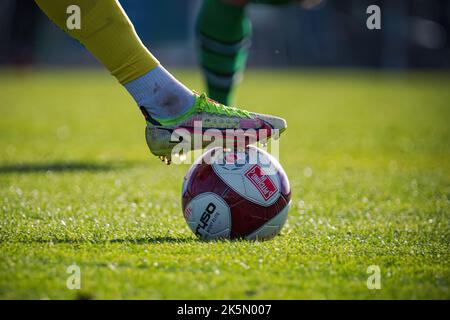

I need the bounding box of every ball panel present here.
[183,162,227,198]
[184,192,231,240]
[211,148,283,207]
[245,201,291,240]
[228,189,289,239]
[276,162,290,197]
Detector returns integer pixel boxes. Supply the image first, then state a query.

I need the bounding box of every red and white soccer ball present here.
[181,146,291,240]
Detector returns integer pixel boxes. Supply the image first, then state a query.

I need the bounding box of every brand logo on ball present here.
[244,165,278,201]
[195,202,217,236]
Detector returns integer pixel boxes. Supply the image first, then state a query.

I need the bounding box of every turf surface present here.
[0,69,449,299]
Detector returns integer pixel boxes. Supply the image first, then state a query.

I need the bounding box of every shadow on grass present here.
[109,236,196,244]
[0,161,135,174]
[10,235,265,245]
[11,235,198,244]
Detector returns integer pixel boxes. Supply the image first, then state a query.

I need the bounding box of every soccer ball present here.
[181,146,291,240]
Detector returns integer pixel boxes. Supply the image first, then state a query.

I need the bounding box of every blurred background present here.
[0,0,449,70]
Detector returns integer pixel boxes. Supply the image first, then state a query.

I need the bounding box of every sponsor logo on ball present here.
[244,165,278,201]
[195,202,217,236]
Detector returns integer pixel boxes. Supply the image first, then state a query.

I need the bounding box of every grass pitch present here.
[0,69,449,299]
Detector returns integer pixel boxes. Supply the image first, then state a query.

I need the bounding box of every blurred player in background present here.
[196,0,321,105]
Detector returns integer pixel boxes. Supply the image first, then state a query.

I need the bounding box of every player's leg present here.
[196,0,251,106]
[34,0,194,120]
[196,0,318,106]
[35,0,286,163]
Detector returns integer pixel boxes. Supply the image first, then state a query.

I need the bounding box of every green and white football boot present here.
[141,92,287,164]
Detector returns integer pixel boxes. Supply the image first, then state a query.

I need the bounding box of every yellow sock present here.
[34,0,159,84]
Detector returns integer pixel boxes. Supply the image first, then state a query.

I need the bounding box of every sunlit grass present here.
[0,69,449,299]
